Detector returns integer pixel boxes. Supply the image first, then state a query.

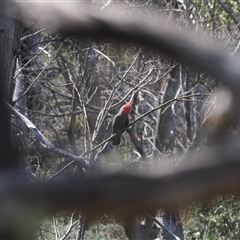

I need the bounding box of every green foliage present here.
[185,196,240,239]
[85,223,127,240]
[36,213,78,240]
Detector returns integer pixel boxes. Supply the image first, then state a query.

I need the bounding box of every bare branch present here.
[7,102,91,168]
[217,0,240,30]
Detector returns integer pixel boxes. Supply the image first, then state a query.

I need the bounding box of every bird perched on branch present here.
[112,102,132,146]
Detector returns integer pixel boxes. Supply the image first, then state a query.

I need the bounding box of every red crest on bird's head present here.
[121,102,132,114]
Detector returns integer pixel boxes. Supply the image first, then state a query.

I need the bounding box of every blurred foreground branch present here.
[16,1,240,116]
[1,0,240,229]
[2,134,240,217]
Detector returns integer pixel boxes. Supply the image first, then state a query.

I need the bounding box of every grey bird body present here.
[112,110,129,145]
[112,102,132,146]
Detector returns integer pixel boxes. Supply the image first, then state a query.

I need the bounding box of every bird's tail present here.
[112,133,121,145]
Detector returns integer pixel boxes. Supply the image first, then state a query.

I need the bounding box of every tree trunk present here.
[0,3,21,102]
[0,2,21,170]
[152,65,184,240]
[154,77,179,153]
[0,3,36,240]
[125,215,157,240]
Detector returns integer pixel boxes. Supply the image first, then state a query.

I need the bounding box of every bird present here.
[112,102,132,145]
